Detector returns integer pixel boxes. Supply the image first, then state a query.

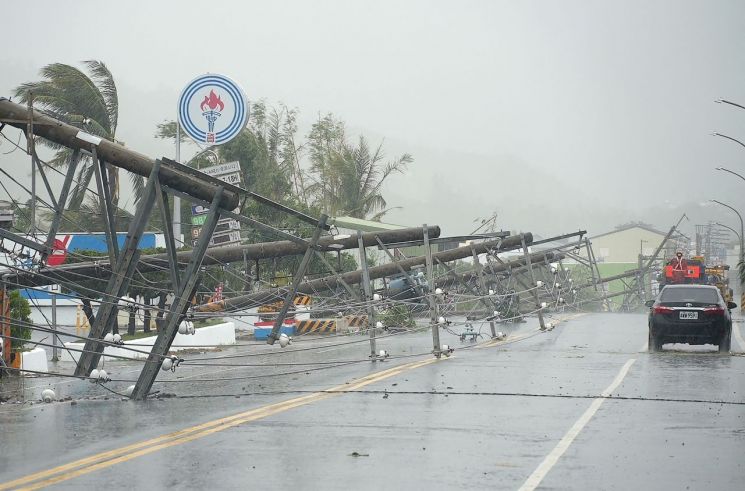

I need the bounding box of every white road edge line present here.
[518,358,636,491]
[734,323,745,352]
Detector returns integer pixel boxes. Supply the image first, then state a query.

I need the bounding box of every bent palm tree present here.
[14,61,141,214]
[308,117,412,220]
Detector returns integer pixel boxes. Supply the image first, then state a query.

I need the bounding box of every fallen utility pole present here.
[3,226,442,290]
[0,98,239,211]
[434,251,564,287]
[196,233,533,312]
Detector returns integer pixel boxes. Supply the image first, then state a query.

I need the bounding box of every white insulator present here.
[375,321,384,329]
[572,289,577,294]
[555,283,561,288]
[124,385,135,397]
[112,334,122,344]
[550,267,557,274]
[373,293,382,301]
[493,310,499,316]
[161,358,173,371]
[378,349,389,358]
[546,322,553,329]
[178,321,188,335]
[536,281,543,287]
[434,288,443,295]
[90,369,99,382]
[104,333,114,343]
[41,389,56,403]
[437,316,446,325]
[568,278,574,283]
[496,331,506,339]
[98,369,108,382]
[488,289,495,296]
[540,302,548,309]
[558,297,565,304]
[278,333,291,348]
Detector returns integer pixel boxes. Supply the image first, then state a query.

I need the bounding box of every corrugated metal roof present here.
[330,216,407,232]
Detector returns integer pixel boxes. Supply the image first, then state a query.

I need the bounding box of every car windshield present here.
[660,288,719,304]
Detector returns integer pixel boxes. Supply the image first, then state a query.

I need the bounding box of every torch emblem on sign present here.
[200,90,225,143]
[178,73,249,146]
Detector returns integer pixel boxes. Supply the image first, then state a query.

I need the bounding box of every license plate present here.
[679,311,698,320]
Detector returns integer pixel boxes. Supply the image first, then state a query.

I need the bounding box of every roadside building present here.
[581,224,670,306]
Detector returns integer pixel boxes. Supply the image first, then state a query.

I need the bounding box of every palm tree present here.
[14,61,140,215]
[307,116,412,220]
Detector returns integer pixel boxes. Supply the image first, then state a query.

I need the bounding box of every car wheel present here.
[648,330,659,353]
[718,330,732,353]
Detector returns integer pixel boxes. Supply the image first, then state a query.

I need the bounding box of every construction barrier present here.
[296,319,337,335]
[344,315,368,327]
[257,294,312,314]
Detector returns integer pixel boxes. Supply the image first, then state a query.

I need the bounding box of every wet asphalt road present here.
[1,312,744,490]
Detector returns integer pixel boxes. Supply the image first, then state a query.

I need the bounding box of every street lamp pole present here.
[712,132,745,151]
[710,199,744,265]
[714,222,741,245]
[715,99,745,112]
[715,166,745,183]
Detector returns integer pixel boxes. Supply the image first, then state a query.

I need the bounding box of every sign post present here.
[177,74,249,249]
[190,161,244,248]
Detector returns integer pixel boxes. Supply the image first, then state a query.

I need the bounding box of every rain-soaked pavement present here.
[1,312,744,490]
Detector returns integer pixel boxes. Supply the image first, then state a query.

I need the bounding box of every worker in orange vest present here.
[669,251,687,284]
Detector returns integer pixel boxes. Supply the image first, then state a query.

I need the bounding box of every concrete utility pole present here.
[521,234,545,330]
[434,251,563,288]
[357,230,377,359]
[51,286,59,362]
[423,224,441,357]
[0,98,239,210]
[196,233,534,312]
[27,95,36,236]
[5,226,442,290]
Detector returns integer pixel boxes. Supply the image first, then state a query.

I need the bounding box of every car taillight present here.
[703,306,725,315]
[653,306,674,314]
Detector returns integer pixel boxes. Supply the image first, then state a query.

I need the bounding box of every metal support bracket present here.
[130,187,225,400]
[266,214,328,345]
[74,161,162,376]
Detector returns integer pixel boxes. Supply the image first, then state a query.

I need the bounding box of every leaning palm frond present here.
[305,115,412,220]
[129,171,145,205]
[14,61,121,210]
[83,60,118,135]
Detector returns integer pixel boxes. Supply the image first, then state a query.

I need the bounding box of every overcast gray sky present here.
[2,0,745,238]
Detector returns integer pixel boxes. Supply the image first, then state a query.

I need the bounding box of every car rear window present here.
[660,287,719,303]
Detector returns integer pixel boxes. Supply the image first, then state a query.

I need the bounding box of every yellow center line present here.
[4,357,439,491]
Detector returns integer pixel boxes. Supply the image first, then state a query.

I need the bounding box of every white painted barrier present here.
[60,322,236,362]
[21,347,49,374]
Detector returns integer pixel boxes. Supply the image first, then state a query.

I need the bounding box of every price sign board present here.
[190,162,243,247]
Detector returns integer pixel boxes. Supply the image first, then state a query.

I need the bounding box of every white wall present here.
[21,347,48,374]
[60,321,236,362]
